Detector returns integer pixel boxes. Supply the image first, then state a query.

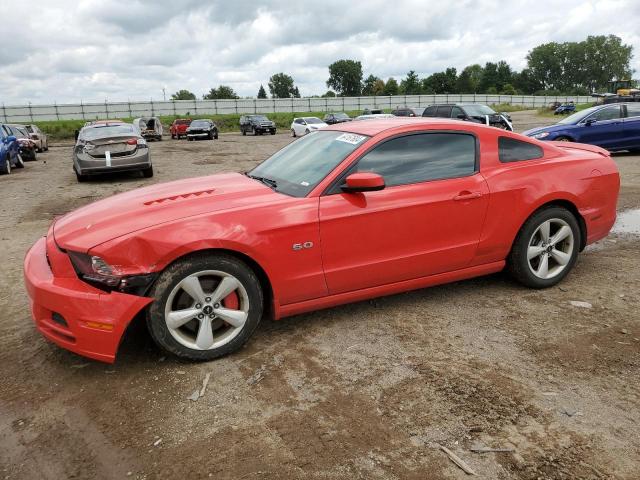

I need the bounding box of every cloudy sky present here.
[1,0,639,105]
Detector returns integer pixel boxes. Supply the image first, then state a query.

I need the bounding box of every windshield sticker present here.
[335,133,366,145]
[301,181,310,186]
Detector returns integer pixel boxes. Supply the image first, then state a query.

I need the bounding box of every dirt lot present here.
[1,111,638,479]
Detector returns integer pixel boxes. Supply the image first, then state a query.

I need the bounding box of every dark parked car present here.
[391,107,425,117]
[423,103,513,130]
[323,112,352,124]
[187,119,218,140]
[554,103,576,115]
[74,122,152,182]
[6,124,38,161]
[523,102,640,151]
[240,115,276,135]
[0,125,22,174]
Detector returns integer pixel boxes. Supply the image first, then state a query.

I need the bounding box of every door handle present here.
[453,191,482,201]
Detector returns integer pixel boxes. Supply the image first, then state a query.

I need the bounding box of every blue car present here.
[0,124,22,174]
[554,103,576,115]
[524,102,640,152]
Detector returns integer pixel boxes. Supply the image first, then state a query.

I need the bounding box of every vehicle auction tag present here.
[105,151,111,167]
[335,133,366,145]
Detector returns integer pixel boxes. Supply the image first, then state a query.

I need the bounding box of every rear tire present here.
[142,165,154,178]
[146,253,263,361]
[508,206,580,288]
[214,132,218,140]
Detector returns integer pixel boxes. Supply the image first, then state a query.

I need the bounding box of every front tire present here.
[291,129,296,137]
[15,153,24,168]
[508,207,580,288]
[142,165,154,178]
[0,158,10,174]
[555,136,572,142]
[146,253,263,361]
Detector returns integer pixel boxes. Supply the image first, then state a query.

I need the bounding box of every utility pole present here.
[162,88,166,101]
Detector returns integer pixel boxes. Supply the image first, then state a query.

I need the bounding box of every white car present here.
[290,117,328,137]
[25,124,49,152]
[354,114,397,121]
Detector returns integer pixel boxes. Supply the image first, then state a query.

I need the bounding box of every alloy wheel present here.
[164,270,249,351]
[527,218,574,280]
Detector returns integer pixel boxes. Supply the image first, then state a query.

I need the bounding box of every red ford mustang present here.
[24,118,619,363]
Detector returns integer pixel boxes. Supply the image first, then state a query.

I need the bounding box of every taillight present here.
[126,138,137,145]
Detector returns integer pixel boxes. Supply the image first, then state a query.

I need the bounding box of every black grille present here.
[51,312,68,328]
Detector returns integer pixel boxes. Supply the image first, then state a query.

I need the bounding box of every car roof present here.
[324,117,488,135]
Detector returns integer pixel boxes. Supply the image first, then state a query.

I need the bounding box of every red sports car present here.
[24,119,619,363]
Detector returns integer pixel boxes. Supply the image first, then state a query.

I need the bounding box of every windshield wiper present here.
[246,173,278,190]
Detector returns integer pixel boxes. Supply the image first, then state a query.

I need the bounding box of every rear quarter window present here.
[499,137,544,163]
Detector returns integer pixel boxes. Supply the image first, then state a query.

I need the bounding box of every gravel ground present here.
[0,111,639,479]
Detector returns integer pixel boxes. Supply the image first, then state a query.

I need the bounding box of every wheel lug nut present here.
[205,297,211,302]
[198,314,204,319]
[195,303,202,309]
[209,315,214,319]
[214,303,220,308]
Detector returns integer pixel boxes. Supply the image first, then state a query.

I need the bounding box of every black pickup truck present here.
[240,115,277,135]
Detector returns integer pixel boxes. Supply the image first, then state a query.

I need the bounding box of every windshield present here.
[250,115,269,121]
[80,124,135,140]
[248,131,369,197]
[334,113,349,119]
[191,120,210,127]
[557,106,600,125]
[304,117,323,124]
[461,105,496,116]
[175,119,190,125]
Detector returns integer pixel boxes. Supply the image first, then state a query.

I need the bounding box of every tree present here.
[292,86,301,98]
[500,83,517,95]
[268,73,298,98]
[171,89,196,100]
[456,64,483,93]
[422,68,457,94]
[495,60,513,93]
[322,90,336,98]
[362,74,381,96]
[257,85,267,99]
[582,35,633,91]
[203,85,239,100]
[383,77,399,96]
[327,59,363,96]
[372,79,386,96]
[479,62,499,93]
[400,70,421,95]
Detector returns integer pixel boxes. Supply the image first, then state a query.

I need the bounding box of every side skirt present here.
[276,260,506,319]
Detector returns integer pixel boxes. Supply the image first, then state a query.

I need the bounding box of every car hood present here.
[522,123,576,137]
[53,172,279,252]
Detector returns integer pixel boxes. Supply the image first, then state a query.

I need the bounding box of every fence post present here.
[55,102,60,120]
[173,101,176,116]
[195,99,198,115]
[80,100,85,120]
[1,103,5,123]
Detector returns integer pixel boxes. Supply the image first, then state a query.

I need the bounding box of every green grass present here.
[536,102,595,117]
[489,103,533,112]
[35,111,365,141]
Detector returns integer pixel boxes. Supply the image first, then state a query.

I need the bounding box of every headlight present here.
[533,132,550,139]
[68,251,123,287]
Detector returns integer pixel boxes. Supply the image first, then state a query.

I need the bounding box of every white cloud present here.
[0,0,638,104]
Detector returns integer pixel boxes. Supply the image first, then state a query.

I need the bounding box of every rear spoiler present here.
[548,141,610,157]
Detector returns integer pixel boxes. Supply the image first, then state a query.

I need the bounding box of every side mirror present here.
[457,114,467,120]
[341,172,385,193]
[5,135,17,143]
[584,119,596,126]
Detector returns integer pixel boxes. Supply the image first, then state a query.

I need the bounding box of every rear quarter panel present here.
[474,135,619,265]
